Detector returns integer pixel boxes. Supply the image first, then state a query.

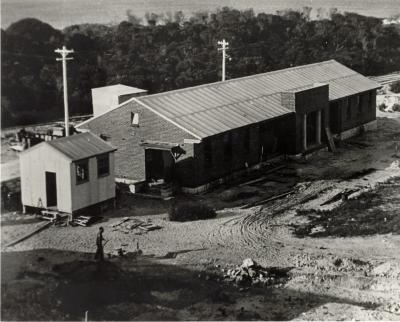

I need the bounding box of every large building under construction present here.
[77,60,380,192]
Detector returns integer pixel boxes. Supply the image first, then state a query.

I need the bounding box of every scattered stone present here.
[241,258,257,269]
[222,259,289,288]
[248,268,257,278]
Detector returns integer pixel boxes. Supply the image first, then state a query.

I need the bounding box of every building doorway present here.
[45,172,57,207]
[145,149,175,183]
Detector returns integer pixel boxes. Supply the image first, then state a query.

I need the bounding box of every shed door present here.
[45,172,57,207]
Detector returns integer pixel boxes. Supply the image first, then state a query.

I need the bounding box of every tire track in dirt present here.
[206,182,333,262]
[207,202,287,261]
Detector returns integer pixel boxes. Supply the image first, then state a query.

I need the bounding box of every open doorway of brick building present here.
[144,149,174,183]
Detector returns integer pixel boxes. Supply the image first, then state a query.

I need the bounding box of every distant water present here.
[2,0,400,29]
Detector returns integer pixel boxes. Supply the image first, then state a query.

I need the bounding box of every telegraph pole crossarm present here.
[55,46,74,137]
[217,39,229,82]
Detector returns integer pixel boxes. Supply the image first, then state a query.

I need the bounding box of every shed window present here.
[131,112,139,126]
[76,160,89,184]
[97,154,110,177]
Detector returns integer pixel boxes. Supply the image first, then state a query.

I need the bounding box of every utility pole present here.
[217,39,229,81]
[55,46,74,136]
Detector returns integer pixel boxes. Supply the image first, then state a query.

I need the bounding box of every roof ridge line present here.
[166,73,365,121]
[132,98,202,140]
[137,60,337,101]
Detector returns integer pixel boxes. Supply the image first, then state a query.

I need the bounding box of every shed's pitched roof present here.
[79,60,380,139]
[46,132,116,161]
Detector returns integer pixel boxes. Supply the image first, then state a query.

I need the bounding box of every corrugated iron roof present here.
[47,132,116,161]
[369,72,400,86]
[135,60,380,138]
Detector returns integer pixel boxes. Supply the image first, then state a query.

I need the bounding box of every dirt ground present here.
[1,115,400,321]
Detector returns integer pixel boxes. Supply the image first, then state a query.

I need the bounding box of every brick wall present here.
[77,100,196,183]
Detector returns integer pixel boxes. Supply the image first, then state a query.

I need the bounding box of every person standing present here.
[95,227,105,261]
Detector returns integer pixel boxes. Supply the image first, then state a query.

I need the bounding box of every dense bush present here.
[390,81,400,93]
[3,8,400,128]
[392,103,400,112]
[169,201,216,222]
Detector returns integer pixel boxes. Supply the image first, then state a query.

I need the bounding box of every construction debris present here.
[110,217,162,234]
[221,258,290,287]
[72,215,98,227]
[346,139,373,148]
[320,188,360,206]
[109,241,143,258]
[111,217,130,228]
[39,210,67,222]
[241,190,294,209]
[239,165,286,187]
[325,127,337,153]
[38,211,99,227]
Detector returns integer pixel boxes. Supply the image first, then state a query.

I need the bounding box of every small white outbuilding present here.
[91,84,147,117]
[20,132,117,215]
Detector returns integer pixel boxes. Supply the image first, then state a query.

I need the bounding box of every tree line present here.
[2,7,400,127]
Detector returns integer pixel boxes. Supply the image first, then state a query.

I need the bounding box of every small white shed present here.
[20,132,117,215]
[91,84,147,117]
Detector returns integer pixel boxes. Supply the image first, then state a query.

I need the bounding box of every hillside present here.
[2,8,400,127]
